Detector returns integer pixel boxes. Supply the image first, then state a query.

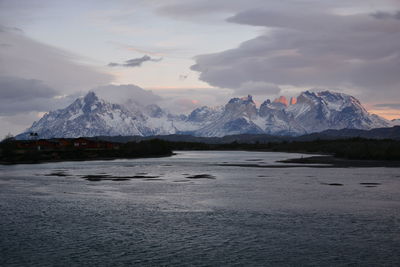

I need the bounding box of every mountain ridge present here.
[17,90,394,139]
[57,125,400,144]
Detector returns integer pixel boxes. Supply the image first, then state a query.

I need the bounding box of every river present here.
[1,151,399,266]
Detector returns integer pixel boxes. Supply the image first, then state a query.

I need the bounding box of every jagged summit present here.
[17,90,393,139]
[273,96,288,106]
[229,95,254,104]
[83,91,98,103]
[241,95,253,102]
[391,119,400,126]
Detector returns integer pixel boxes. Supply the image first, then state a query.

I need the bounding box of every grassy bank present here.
[0,139,172,164]
[2,137,400,164]
[163,138,400,161]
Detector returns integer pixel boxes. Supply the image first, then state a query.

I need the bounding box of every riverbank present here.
[0,152,174,165]
[3,137,400,165]
[279,155,400,168]
[0,138,172,165]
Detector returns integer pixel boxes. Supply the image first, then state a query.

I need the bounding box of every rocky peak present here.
[188,106,214,122]
[83,91,99,105]
[226,95,257,119]
[295,91,320,107]
[260,99,271,108]
[228,95,255,105]
[392,119,400,126]
[259,98,287,117]
[145,104,165,118]
[241,95,253,102]
[81,91,103,114]
[273,96,288,106]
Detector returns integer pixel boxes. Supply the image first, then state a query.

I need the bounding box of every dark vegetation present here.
[0,138,172,164]
[1,135,400,164]
[94,126,400,143]
[162,138,400,161]
[92,126,400,161]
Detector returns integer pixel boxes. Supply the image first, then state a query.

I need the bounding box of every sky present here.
[0,0,399,138]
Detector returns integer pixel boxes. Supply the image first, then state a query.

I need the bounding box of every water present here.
[1,151,399,266]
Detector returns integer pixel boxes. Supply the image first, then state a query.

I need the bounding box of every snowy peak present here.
[228,95,255,105]
[192,95,261,137]
[287,90,391,132]
[226,95,257,119]
[392,119,400,126]
[273,96,288,106]
[188,106,222,123]
[144,104,165,118]
[83,91,98,104]
[316,91,367,113]
[81,91,106,113]
[17,90,393,139]
[296,90,318,104]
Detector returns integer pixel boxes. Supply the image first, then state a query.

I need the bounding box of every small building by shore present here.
[15,138,120,151]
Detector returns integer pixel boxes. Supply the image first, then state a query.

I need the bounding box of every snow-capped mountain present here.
[194,95,264,137]
[17,92,183,139]
[392,119,400,126]
[258,98,305,135]
[17,90,393,139]
[285,91,391,134]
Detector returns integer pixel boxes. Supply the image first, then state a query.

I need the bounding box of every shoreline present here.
[278,155,400,168]
[2,150,400,168]
[0,152,174,165]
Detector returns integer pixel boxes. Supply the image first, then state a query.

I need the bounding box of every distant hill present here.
[91,126,400,144]
[91,134,286,144]
[297,126,400,141]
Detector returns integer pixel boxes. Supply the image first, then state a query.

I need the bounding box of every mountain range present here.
[92,125,400,144]
[17,90,397,139]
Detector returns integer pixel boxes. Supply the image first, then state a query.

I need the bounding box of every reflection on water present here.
[1,151,400,266]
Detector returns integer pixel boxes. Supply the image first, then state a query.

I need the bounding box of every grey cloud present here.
[156,0,335,19]
[0,76,57,101]
[108,55,162,68]
[179,74,189,80]
[235,81,281,96]
[0,112,43,138]
[191,9,400,102]
[0,75,67,115]
[0,25,23,33]
[107,62,120,67]
[152,87,231,113]
[371,11,400,20]
[156,0,254,18]
[0,26,114,116]
[374,103,400,109]
[93,84,163,106]
[0,27,113,93]
[156,0,398,20]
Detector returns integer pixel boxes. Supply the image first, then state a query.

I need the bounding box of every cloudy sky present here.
[0,0,399,137]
